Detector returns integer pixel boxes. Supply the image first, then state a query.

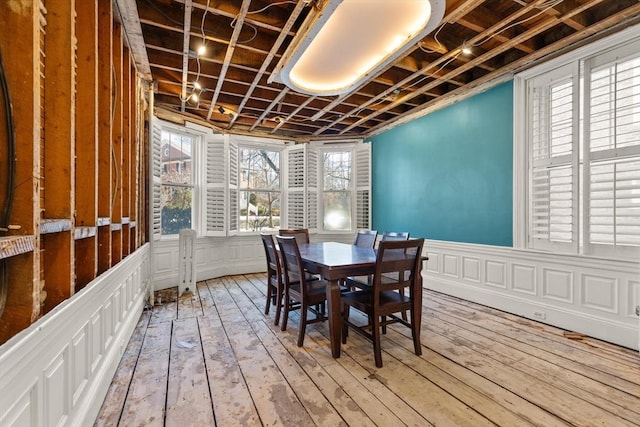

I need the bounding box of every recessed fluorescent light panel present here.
[270,0,445,96]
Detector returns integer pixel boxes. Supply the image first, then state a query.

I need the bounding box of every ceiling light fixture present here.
[269,0,445,96]
[461,41,472,55]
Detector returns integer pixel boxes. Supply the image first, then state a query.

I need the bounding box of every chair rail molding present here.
[0,244,151,427]
[422,240,639,350]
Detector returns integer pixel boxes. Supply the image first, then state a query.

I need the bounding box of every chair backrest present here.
[353,230,378,248]
[278,228,310,246]
[373,238,424,297]
[381,231,410,241]
[276,235,308,293]
[260,233,281,278]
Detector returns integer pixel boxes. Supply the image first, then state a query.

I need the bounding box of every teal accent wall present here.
[370,81,513,246]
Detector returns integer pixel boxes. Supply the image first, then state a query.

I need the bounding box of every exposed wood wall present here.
[0,0,149,345]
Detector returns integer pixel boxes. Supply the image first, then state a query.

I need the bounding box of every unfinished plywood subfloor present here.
[95,274,640,427]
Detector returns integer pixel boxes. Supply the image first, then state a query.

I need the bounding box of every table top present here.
[297,242,377,280]
[298,242,376,267]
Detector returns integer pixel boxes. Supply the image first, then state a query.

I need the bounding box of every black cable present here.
[0,45,15,232]
[0,43,16,318]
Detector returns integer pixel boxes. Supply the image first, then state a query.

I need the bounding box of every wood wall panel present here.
[0,0,42,342]
[75,0,99,289]
[0,0,148,344]
[97,0,113,274]
[41,0,76,310]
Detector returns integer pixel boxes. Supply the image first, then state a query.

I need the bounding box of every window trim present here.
[320,147,354,233]
[155,121,206,238]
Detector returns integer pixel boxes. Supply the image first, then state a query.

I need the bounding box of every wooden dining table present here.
[296,241,379,358]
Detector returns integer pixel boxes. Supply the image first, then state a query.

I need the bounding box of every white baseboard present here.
[0,244,151,427]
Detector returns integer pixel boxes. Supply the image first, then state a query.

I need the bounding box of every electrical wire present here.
[0,44,16,318]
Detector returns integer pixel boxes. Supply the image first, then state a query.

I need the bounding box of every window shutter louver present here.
[285,145,306,229]
[306,146,319,232]
[228,140,239,235]
[584,45,640,257]
[151,118,162,239]
[205,134,226,236]
[354,143,371,229]
[527,64,579,252]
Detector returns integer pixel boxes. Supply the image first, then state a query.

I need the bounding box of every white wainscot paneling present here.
[0,244,151,427]
[71,324,90,406]
[153,236,268,290]
[628,278,640,317]
[425,251,440,274]
[581,274,618,314]
[44,348,69,426]
[542,268,574,303]
[443,254,459,278]
[485,260,507,288]
[462,257,480,282]
[423,240,639,350]
[511,263,536,295]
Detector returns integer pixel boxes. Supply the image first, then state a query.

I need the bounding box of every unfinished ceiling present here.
[130,0,640,140]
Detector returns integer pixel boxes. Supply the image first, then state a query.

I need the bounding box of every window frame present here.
[514,26,640,260]
[153,121,206,239]
[320,148,354,232]
[237,144,283,233]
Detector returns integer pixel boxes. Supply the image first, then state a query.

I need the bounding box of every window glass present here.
[160,130,193,235]
[323,151,352,231]
[239,147,280,232]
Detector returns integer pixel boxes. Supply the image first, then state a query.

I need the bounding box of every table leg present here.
[326,278,342,358]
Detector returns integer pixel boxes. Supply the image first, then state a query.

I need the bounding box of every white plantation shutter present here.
[228,140,239,235]
[205,134,226,236]
[306,146,319,232]
[584,41,640,257]
[527,63,579,252]
[285,145,306,229]
[354,142,371,229]
[151,117,163,240]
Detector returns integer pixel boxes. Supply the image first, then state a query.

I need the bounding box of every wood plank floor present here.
[95,273,640,427]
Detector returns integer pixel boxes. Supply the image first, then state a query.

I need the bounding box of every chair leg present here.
[410,308,422,356]
[341,305,350,344]
[381,315,387,334]
[264,284,272,315]
[281,295,290,331]
[274,285,283,326]
[297,302,308,347]
[372,314,383,368]
[399,288,408,321]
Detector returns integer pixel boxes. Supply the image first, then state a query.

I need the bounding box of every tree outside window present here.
[323,151,352,231]
[161,130,193,235]
[239,148,280,231]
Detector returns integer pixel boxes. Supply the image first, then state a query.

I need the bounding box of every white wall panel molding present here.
[0,244,151,427]
[423,240,639,350]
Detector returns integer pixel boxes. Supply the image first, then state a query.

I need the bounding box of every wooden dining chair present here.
[345,230,410,291]
[353,229,378,248]
[341,238,425,367]
[260,233,284,326]
[381,231,410,242]
[276,235,328,347]
[278,228,320,281]
[278,228,310,245]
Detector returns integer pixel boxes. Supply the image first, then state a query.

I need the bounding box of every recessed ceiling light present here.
[269,0,445,96]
